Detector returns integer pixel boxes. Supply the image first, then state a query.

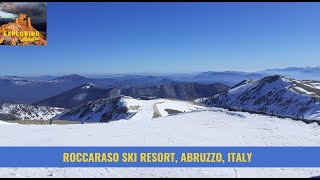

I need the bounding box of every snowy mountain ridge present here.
[0,103,66,120]
[201,75,320,120]
[53,96,208,122]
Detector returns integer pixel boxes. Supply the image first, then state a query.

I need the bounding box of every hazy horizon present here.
[0,65,319,78]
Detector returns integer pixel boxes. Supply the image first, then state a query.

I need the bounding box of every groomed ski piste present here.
[0,98,320,178]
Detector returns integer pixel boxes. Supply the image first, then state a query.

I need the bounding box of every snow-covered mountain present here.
[53,96,207,122]
[0,103,66,120]
[200,75,320,120]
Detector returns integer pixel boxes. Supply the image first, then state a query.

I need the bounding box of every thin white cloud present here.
[0,10,17,19]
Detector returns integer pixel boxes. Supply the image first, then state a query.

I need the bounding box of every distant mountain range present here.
[193,67,320,83]
[33,82,228,109]
[185,71,264,85]
[0,74,176,104]
[259,67,320,80]
[200,75,320,120]
[1,66,320,105]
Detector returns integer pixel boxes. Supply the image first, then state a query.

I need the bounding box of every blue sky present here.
[1,2,320,76]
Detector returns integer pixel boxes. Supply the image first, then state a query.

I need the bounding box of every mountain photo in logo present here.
[0,2,47,46]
